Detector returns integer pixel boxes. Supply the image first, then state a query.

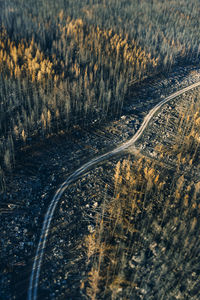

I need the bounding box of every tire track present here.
[28,80,200,300]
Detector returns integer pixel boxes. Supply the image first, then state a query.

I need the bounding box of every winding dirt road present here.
[28,80,200,300]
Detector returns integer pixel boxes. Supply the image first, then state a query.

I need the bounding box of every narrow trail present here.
[28,81,200,300]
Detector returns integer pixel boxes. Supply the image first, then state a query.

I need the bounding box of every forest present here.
[0,0,199,190]
[83,89,200,299]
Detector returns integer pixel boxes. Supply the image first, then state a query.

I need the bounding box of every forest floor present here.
[0,64,200,300]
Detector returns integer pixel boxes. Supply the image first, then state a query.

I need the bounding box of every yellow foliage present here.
[114,161,121,187]
[21,129,26,142]
[0,29,55,82]
[154,174,159,184]
[184,194,189,207]
[86,267,101,300]
[85,233,97,263]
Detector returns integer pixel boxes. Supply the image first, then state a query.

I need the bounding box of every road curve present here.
[28,80,200,300]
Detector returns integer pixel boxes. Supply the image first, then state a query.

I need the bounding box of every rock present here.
[88,225,95,233]
[8,204,16,209]
[92,202,98,208]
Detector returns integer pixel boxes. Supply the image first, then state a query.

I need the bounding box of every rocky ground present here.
[0,64,200,300]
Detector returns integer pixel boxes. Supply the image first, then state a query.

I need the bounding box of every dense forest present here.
[0,0,199,190]
[84,89,200,299]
